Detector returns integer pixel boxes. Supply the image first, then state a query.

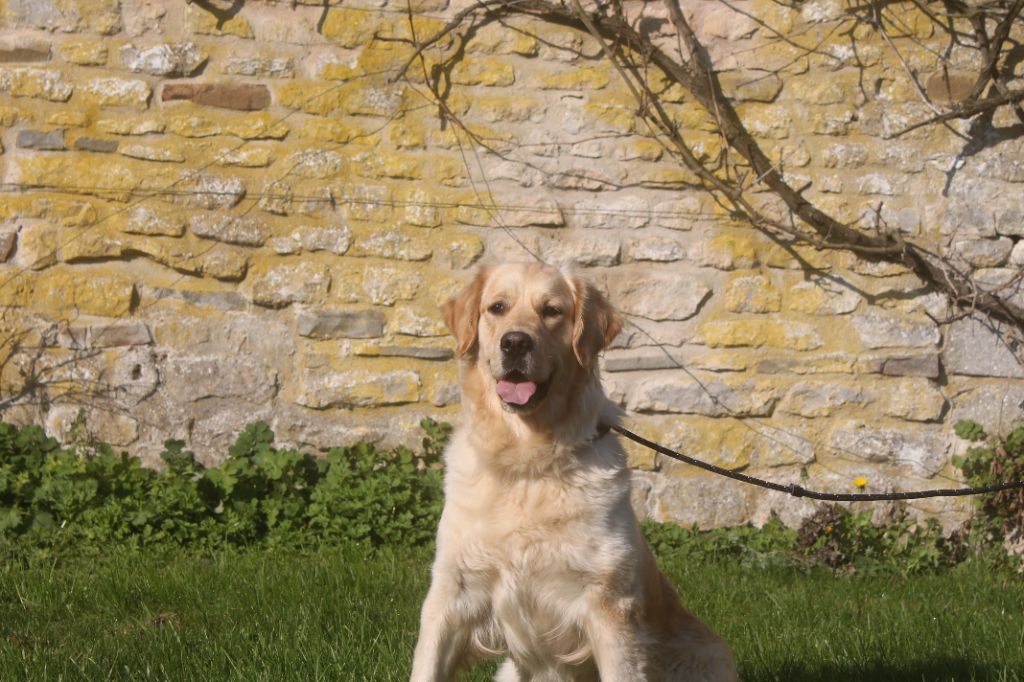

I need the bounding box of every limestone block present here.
[214,146,273,168]
[778,382,868,418]
[355,229,432,261]
[164,354,278,402]
[719,72,783,102]
[162,83,271,111]
[120,43,207,76]
[950,382,1024,429]
[943,315,1024,378]
[627,376,777,417]
[186,3,254,37]
[36,272,135,318]
[123,206,185,237]
[571,195,649,230]
[104,346,160,403]
[626,237,686,263]
[173,173,246,209]
[829,421,947,477]
[615,273,711,321]
[754,427,817,467]
[700,320,824,351]
[536,66,608,90]
[436,236,484,270]
[784,279,861,315]
[224,56,294,78]
[362,267,423,306]
[57,41,107,65]
[120,142,184,163]
[46,406,139,447]
[353,343,453,361]
[823,142,869,168]
[297,369,421,408]
[724,275,782,313]
[393,307,448,338]
[0,68,73,101]
[951,237,1013,268]
[14,222,58,270]
[96,117,165,136]
[79,77,150,109]
[251,262,330,308]
[852,312,940,349]
[16,129,65,151]
[451,58,515,86]
[645,474,757,529]
[141,286,247,312]
[883,378,946,422]
[296,309,385,340]
[603,349,686,373]
[689,234,760,270]
[91,321,153,347]
[73,136,119,153]
[881,354,941,379]
[189,213,269,247]
[537,235,620,267]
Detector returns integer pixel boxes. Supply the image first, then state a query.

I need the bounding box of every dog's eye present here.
[542,304,562,319]
[488,301,507,316]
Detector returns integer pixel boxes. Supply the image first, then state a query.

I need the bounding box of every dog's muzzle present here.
[496,332,548,410]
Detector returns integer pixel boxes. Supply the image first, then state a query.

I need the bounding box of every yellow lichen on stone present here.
[699,319,824,351]
[693,234,760,270]
[320,8,379,49]
[883,378,946,422]
[35,269,136,317]
[47,110,90,127]
[1,68,73,102]
[120,141,187,163]
[451,58,516,87]
[186,3,254,38]
[10,156,177,202]
[435,234,485,269]
[77,77,151,110]
[214,145,274,168]
[58,41,109,65]
[304,117,377,145]
[537,66,609,90]
[224,113,290,140]
[723,275,782,313]
[96,117,165,136]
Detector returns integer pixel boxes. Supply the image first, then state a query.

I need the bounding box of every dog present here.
[411,262,738,682]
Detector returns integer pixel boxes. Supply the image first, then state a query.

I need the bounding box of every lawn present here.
[1,545,1022,681]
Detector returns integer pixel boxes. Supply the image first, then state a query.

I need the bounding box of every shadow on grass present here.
[751,658,1015,682]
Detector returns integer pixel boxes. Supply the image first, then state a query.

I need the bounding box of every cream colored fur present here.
[411,263,739,682]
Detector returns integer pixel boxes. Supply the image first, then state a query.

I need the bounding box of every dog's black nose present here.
[500,331,533,358]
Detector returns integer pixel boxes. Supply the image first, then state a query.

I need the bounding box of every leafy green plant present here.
[0,418,450,558]
[952,419,1024,568]
[794,504,950,576]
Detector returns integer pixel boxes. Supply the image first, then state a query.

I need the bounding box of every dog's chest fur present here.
[437,434,636,667]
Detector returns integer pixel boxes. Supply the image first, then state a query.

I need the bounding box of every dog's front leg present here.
[585,602,651,682]
[410,574,476,682]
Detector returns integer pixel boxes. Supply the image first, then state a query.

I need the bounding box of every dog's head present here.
[442,263,621,416]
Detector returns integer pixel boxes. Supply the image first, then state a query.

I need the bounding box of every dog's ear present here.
[442,267,489,357]
[571,276,622,368]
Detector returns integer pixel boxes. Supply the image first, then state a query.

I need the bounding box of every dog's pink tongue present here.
[496,380,537,405]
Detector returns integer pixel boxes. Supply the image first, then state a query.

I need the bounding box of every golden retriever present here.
[411,262,738,682]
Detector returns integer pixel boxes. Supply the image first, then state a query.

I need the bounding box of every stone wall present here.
[1,0,1022,529]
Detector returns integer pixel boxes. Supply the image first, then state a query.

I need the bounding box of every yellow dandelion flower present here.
[853,476,868,489]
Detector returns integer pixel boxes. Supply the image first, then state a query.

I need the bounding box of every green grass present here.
[1,545,1022,681]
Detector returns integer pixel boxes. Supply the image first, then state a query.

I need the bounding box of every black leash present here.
[611,424,1024,502]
